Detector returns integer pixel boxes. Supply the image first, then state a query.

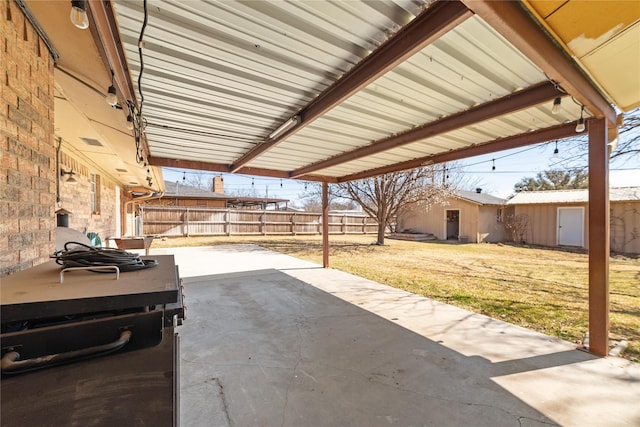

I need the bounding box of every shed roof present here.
[455,190,506,206]
[506,187,640,205]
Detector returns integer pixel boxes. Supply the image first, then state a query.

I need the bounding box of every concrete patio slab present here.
[150,245,640,427]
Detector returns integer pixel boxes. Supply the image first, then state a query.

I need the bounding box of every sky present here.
[161,139,639,205]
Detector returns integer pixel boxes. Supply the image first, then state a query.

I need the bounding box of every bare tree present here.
[333,166,455,245]
[504,213,530,244]
[298,183,357,212]
[554,106,640,169]
[229,186,260,198]
[184,171,212,190]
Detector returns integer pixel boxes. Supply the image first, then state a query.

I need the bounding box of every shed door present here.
[557,207,584,247]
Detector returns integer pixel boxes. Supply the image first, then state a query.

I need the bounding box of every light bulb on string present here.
[575,106,586,132]
[182,172,186,182]
[251,178,254,187]
[106,85,117,106]
[105,70,117,106]
[553,141,559,158]
[70,0,89,29]
[491,159,496,172]
[551,96,561,114]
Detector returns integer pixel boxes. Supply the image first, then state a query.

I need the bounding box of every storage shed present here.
[506,187,640,254]
[398,189,506,243]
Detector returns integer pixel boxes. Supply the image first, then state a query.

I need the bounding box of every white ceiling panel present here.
[108,0,620,183]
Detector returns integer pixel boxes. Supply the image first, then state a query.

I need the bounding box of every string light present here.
[70,0,89,29]
[491,159,496,171]
[182,171,186,182]
[575,106,586,132]
[551,96,562,114]
[553,141,559,158]
[106,70,117,106]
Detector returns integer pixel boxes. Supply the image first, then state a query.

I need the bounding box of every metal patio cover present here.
[104,0,638,183]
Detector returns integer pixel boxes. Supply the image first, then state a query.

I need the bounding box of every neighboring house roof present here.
[506,187,640,205]
[454,190,506,206]
[164,181,226,199]
[162,181,289,206]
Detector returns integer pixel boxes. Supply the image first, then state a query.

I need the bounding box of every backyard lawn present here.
[153,235,640,361]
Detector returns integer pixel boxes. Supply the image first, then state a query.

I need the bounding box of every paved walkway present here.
[150,245,640,427]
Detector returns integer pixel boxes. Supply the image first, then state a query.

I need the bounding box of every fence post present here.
[226,209,230,236]
[342,214,346,234]
[185,208,190,237]
[292,213,296,236]
[139,206,145,236]
[363,216,367,234]
[262,210,266,235]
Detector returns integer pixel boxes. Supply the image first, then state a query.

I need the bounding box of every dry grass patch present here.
[153,235,639,361]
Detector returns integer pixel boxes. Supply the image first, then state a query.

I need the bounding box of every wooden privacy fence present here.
[140,206,381,237]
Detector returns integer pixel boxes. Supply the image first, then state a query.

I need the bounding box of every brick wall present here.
[58,150,118,245]
[1,0,56,276]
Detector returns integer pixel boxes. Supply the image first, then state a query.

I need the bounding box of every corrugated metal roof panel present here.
[506,187,640,204]
[113,1,599,181]
[246,14,578,174]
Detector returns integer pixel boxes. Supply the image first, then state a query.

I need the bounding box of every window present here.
[90,173,101,214]
[496,208,503,223]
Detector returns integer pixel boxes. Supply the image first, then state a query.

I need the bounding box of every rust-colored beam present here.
[148,156,338,183]
[89,0,152,160]
[293,81,558,178]
[461,0,616,126]
[230,0,473,172]
[149,156,229,173]
[322,181,329,268]
[88,1,136,106]
[587,117,610,357]
[338,122,579,182]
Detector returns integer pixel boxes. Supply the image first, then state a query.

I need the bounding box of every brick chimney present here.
[212,176,224,194]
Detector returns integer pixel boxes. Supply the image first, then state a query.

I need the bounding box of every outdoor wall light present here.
[61,169,78,184]
[575,106,586,133]
[551,96,562,114]
[70,0,89,30]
